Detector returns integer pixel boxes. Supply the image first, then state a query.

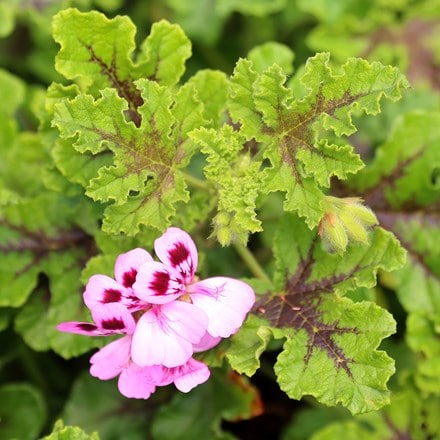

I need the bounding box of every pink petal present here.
[89,336,131,380]
[83,274,126,310]
[114,248,153,288]
[154,227,198,283]
[189,277,255,338]
[56,321,107,336]
[117,363,158,399]
[131,302,208,368]
[91,303,136,335]
[193,332,222,352]
[132,261,185,304]
[158,358,210,393]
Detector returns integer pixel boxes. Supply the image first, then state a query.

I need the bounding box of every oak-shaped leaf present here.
[53,78,207,235]
[229,53,408,227]
[53,9,191,96]
[251,214,405,414]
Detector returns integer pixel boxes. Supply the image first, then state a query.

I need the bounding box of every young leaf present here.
[191,125,263,245]
[43,420,100,440]
[253,214,405,414]
[229,53,408,228]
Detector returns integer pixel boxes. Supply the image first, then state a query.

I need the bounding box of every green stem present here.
[233,241,272,286]
[182,172,210,191]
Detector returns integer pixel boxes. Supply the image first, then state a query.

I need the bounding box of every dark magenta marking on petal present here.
[103,288,122,303]
[78,323,98,332]
[168,242,190,267]
[149,271,170,296]
[101,318,125,331]
[122,268,137,288]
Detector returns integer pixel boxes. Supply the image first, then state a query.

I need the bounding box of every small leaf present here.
[43,420,100,440]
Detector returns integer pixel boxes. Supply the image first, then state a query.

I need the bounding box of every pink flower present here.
[131,300,208,368]
[134,227,255,339]
[56,226,256,401]
[89,335,159,399]
[152,358,211,393]
[83,248,153,312]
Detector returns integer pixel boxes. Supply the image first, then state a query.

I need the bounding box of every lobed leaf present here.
[252,214,404,414]
[229,53,408,228]
[53,77,206,234]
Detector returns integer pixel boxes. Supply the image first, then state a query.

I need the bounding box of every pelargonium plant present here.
[1,1,440,439]
[57,227,255,398]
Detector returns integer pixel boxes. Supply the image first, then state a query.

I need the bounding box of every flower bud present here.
[319,212,348,254]
[318,196,378,254]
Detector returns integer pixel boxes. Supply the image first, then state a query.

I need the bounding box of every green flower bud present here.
[319,212,348,255]
[339,210,369,244]
[319,196,378,254]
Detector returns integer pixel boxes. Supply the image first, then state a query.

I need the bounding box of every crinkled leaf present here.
[191,125,263,245]
[226,315,272,376]
[0,383,46,440]
[186,69,229,127]
[53,78,207,234]
[43,420,100,440]
[229,53,408,227]
[151,368,261,440]
[253,214,405,414]
[53,9,190,93]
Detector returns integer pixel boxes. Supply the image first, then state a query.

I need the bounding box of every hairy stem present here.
[233,242,272,286]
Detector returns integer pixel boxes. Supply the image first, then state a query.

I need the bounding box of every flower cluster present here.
[57,227,255,399]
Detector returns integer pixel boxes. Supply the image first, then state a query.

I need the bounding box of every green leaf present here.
[229,53,408,228]
[226,314,272,376]
[0,383,46,440]
[0,3,15,37]
[305,390,440,440]
[218,0,287,17]
[406,313,440,393]
[253,214,405,414]
[186,69,229,127]
[53,9,191,93]
[43,420,100,440]
[53,77,207,234]
[0,192,101,357]
[274,298,395,414]
[351,112,440,208]
[247,42,295,75]
[62,373,149,440]
[191,125,263,245]
[151,368,261,440]
[0,68,25,115]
